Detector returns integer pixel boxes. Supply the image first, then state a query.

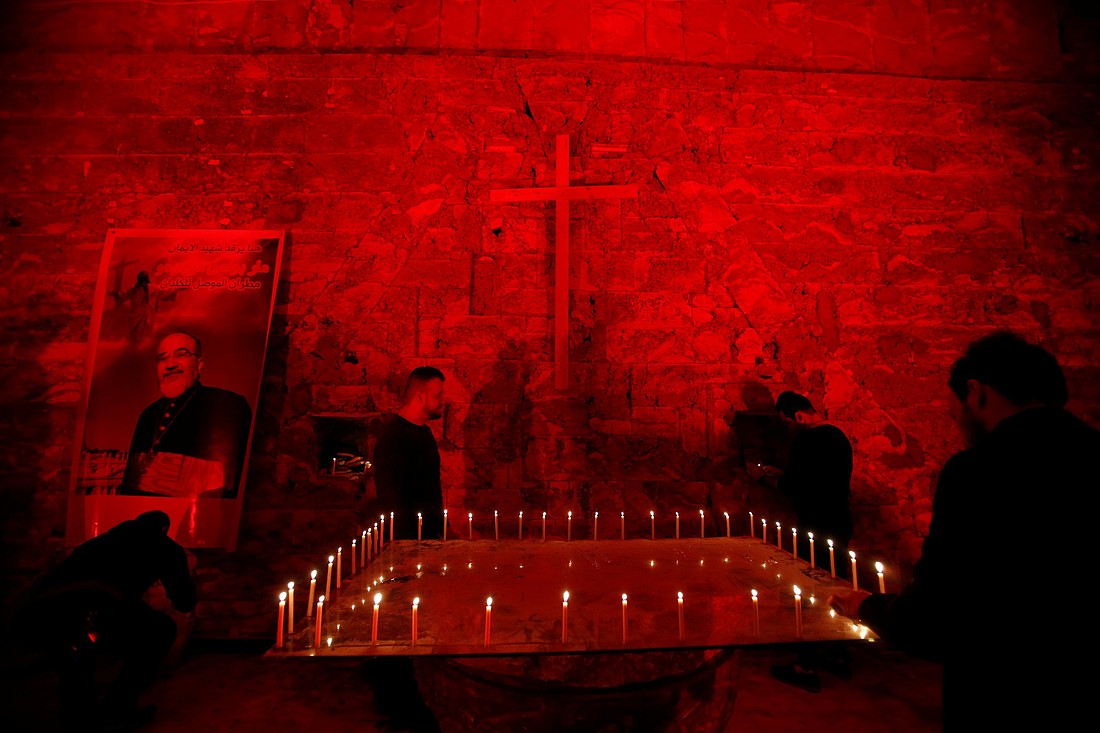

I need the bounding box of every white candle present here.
[567,511,572,542]
[371,592,381,645]
[276,592,286,649]
[351,541,357,575]
[561,591,569,643]
[361,530,367,566]
[850,550,859,590]
[675,511,680,539]
[876,561,886,593]
[332,456,337,475]
[542,511,547,541]
[314,596,324,649]
[762,518,767,544]
[828,539,835,577]
[418,513,423,542]
[724,511,730,538]
[484,597,493,646]
[775,522,782,551]
[749,511,754,537]
[620,512,625,540]
[794,585,803,638]
[412,597,419,644]
[700,509,705,539]
[650,510,655,540]
[494,510,499,541]
[379,515,385,550]
[287,582,295,634]
[307,570,317,617]
[677,592,685,641]
[808,533,815,569]
[593,511,598,541]
[389,512,394,542]
[751,589,760,635]
[790,528,797,559]
[367,529,373,561]
[326,555,334,599]
[621,594,628,644]
[468,512,473,539]
[443,509,448,541]
[518,511,523,540]
[336,548,342,589]
[373,522,379,552]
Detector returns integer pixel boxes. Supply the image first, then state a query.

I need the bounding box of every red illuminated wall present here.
[2,1,1097,634]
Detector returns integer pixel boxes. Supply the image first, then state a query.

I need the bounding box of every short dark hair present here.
[948,331,1067,408]
[136,510,171,533]
[403,366,445,399]
[775,391,815,419]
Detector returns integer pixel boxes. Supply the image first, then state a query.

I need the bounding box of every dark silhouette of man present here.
[11,510,197,731]
[761,391,854,692]
[829,331,1099,729]
[121,331,252,499]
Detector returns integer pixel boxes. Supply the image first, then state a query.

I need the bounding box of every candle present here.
[542,511,547,541]
[876,561,886,593]
[794,585,803,638]
[621,594,628,644]
[373,522,379,552]
[518,511,523,540]
[593,511,598,541]
[325,555,334,599]
[484,597,493,646]
[567,511,572,542]
[675,512,680,539]
[749,511,754,538]
[412,597,420,644]
[850,550,859,590]
[494,510,499,541]
[775,522,782,551]
[351,540,357,575]
[418,513,423,542]
[379,515,385,550]
[790,528,797,559]
[620,511,625,540]
[828,539,836,578]
[561,591,569,643]
[307,570,317,617]
[371,593,381,645]
[700,509,705,538]
[468,512,473,539]
[808,533,815,569]
[361,530,367,567]
[276,592,286,649]
[389,512,394,542]
[336,547,342,590]
[724,511,730,537]
[762,518,767,545]
[367,529,373,561]
[314,596,325,649]
[443,509,448,541]
[650,510,655,540]
[287,582,295,634]
[332,456,337,475]
[677,592,685,641]
[751,589,760,635]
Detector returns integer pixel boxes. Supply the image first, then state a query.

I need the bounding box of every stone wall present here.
[2,0,1097,636]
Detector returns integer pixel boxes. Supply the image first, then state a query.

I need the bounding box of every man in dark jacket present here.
[830,331,1099,729]
[14,509,197,731]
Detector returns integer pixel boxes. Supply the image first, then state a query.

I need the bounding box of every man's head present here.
[401,366,446,424]
[135,510,171,535]
[947,331,1067,446]
[156,331,203,399]
[775,391,816,425]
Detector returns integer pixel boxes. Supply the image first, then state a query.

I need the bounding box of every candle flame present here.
[700,509,704,516]
[675,511,679,517]
[418,512,422,518]
[875,561,884,573]
[338,547,342,553]
[622,593,628,602]
[724,511,729,518]
[677,591,684,601]
[311,570,317,579]
[751,589,758,599]
[808,532,814,539]
[650,511,654,518]
[288,581,294,590]
[328,555,334,563]
[595,511,598,517]
[318,595,325,604]
[413,597,420,607]
[486,597,493,607]
[850,550,856,559]
[793,585,801,597]
[279,592,286,601]
[827,539,834,547]
[374,593,382,605]
[468,512,473,519]
[327,637,332,647]
[563,591,569,602]
[568,510,572,517]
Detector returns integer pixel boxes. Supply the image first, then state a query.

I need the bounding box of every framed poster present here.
[65,228,285,549]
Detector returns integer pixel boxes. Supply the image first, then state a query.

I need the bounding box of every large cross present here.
[489,134,638,390]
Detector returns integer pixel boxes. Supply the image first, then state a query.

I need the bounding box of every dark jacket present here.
[371,414,444,540]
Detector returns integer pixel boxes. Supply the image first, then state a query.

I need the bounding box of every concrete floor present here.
[5,639,942,732]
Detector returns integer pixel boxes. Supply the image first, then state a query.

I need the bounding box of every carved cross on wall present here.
[489,134,638,390]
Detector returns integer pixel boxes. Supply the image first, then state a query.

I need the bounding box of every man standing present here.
[829,331,1099,729]
[761,391,854,692]
[372,366,447,540]
[121,331,253,499]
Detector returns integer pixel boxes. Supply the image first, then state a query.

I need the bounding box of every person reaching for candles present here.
[760,391,855,693]
[829,331,1099,730]
[5,510,197,732]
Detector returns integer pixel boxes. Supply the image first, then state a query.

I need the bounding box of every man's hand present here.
[828,590,872,620]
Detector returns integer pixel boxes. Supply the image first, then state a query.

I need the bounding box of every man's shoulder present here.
[809,423,852,446]
[194,384,251,412]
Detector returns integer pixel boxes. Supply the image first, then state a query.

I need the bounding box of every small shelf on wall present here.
[308,412,385,478]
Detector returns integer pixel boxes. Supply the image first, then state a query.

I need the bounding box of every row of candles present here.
[274,509,891,649]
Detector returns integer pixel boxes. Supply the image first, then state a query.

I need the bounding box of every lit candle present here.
[620,511,625,540]
[751,589,760,635]
[621,594,628,644]
[790,527,797,559]
[749,511,754,538]
[675,512,680,539]
[850,550,859,590]
[418,513,423,542]
[379,515,385,550]
[700,509,705,539]
[325,555,334,599]
[724,511,730,537]
[468,512,473,539]
[484,597,493,646]
[494,510,499,541]
[371,592,381,645]
[518,511,523,540]
[332,456,337,475]
[677,592,685,641]
[367,529,373,561]
[389,512,394,542]
[593,511,598,541]
[808,532,815,569]
[794,585,803,638]
[650,510,655,540]
[336,547,342,589]
[373,522,379,552]
[412,597,420,644]
[567,511,572,542]
[876,561,886,593]
[287,582,295,634]
[276,592,286,649]
[443,509,448,541]
[828,539,836,578]
[542,511,547,541]
[361,530,367,567]
[351,541,357,575]
[314,595,324,649]
[307,570,317,617]
[561,591,569,643]
[762,518,767,544]
[775,522,782,551]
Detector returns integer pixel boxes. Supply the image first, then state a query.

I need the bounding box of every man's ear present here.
[966,379,985,410]
[794,412,806,425]
[196,357,204,377]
